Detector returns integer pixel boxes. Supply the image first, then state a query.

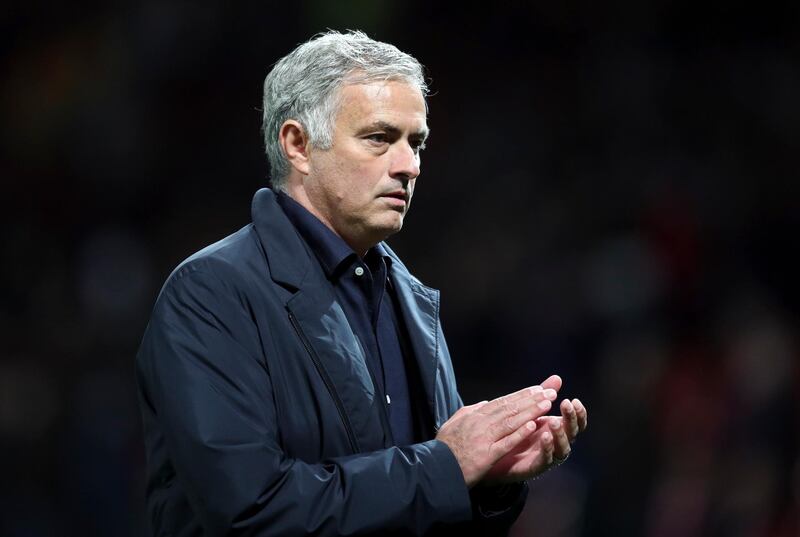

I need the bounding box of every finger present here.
[490,420,538,461]
[540,374,562,393]
[483,385,556,421]
[535,414,557,432]
[482,385,548,415]
[541,431,554,467]
[488,396,553,440]
[572,398,588,431]
[524,429,554,467]
[518,430,556,480]
[550,418,571,460]
[560,399,579,441]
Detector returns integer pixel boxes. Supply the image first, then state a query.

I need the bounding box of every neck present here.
[283,183,372,258]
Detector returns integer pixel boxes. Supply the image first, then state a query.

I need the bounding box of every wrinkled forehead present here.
[333,80,428,132]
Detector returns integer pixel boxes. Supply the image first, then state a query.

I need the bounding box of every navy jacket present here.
[136,188,527,536]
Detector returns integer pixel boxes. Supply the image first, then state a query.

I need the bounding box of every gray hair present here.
[261,30,428,190]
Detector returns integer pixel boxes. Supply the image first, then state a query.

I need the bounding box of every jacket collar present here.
[251,187,313,290]
[275,191,355,279]
[275,191,394,281]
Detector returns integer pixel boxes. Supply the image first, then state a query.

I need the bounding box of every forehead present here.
[334,80,428,132]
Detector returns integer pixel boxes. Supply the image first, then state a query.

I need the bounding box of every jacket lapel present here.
[286,283,387,452]
[251,188,386,451]
[387,265,443,427]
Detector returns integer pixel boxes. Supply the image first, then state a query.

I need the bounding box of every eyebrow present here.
[357,120,430,141]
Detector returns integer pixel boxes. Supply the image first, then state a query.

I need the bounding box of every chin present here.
[387,214,405,233]
[370,216,404,241]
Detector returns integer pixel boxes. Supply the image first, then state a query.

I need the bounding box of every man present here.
[136,30,587,536]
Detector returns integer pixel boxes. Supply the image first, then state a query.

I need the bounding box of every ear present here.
[279,120,311,176]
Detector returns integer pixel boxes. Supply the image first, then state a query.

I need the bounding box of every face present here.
[300,80,428,255]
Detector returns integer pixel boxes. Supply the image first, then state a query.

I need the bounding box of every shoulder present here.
[159,224,265,300]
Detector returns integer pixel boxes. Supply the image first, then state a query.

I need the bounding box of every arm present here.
[137,264,472,536]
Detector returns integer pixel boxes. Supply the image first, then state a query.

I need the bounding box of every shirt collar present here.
[276,191,392,278]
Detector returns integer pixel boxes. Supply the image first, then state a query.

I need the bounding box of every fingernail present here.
[544,389,557,400]
[538,400,551,411]
[526,421,536,430]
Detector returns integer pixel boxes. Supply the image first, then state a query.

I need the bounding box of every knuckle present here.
[490,421,505,440]
[505,433,521,451]
[492,439,506,456]
[503,417,515,432]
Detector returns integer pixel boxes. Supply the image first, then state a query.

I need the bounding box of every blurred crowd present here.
[1,2,798,536]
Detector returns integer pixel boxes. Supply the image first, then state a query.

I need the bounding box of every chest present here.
[248,279,456,462]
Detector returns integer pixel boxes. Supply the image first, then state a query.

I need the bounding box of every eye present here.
[365,133,388,144]
[410,139,427,154]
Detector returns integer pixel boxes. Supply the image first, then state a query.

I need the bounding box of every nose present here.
[389,141,421,181]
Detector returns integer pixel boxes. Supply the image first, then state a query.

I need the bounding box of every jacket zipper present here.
[288,311,360,453]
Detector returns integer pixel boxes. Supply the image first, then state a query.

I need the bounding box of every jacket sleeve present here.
[467,482,529,535]
[136,262,473,536]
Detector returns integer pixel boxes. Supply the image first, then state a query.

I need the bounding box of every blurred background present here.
[2,1,799,535]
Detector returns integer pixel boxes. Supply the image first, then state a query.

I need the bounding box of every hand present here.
[435,382,559,488]
[483,379,588,484]
[541,397,588,463]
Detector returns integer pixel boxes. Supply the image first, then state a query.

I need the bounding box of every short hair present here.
[261,30,428,190]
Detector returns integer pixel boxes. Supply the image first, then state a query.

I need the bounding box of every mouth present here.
[379,190,408,207]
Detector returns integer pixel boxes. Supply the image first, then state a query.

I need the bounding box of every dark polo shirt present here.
[276,192,419,446]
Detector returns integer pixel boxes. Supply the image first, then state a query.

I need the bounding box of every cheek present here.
[348,162,385,194]
[324,157,359,199]
[328,151,387,204]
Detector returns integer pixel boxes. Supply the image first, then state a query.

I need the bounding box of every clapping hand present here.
[436,375,588,488]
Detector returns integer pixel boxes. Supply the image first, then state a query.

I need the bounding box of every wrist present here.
[471,482,527,516]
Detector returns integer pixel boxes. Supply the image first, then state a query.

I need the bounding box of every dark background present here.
[2,2,799,535]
